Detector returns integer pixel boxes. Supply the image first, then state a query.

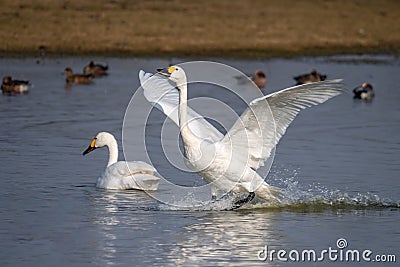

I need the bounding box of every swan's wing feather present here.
[263,79,344,143]
[122,174,160,191]
[109,161,156,177]
[139,70,179,118]
[125,161,157,174]
[104,161,159,190]
[121,162,160,190]
[221,79,344,169]
[139,70,223,141]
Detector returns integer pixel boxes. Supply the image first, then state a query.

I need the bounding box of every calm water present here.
[0,56,399,266]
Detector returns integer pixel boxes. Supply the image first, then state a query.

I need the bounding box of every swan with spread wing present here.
[139,66,342,208]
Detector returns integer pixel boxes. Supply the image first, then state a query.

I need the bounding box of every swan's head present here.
[83,132,115,155]
[157,66,187,87]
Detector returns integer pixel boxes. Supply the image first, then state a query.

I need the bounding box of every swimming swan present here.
[83,132,160,190]
[139,67,342,207]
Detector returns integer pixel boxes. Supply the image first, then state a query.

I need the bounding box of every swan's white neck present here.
[105,136,118,167]
[178,83,187,131]
[177,81,195,141]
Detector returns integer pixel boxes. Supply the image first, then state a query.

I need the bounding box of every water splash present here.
[158,167,400,211]
[247,167,399,211]
[249,187,400,211]
[158,192,236,211]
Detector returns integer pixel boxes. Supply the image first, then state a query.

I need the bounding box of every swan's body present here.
[83,132,159,190]
[139,66,342,205]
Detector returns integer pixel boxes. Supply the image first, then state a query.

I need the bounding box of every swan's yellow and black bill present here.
[156,67,175,77]
[156,68,170,77]
[83,138,97,155]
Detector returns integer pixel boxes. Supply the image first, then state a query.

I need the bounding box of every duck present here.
[140,66,342,208]
[252,70,267,89]
[294,69,327,85]
[82,132,160,190]
[234,70,267,90]
[83,61,108,77]
[64,67,93,85]
[353,82,374,101]
[1,76,29,94]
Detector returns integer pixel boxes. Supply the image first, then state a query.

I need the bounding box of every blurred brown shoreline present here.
[1,0,399,58]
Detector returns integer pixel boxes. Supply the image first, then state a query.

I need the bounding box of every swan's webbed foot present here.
[231,192,256,210]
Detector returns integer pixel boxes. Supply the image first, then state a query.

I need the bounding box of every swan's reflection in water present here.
[86,188,399,266]
[88,190,158,266]
[170,211,279,266]
[87,189,282,266]
[89,191,280,266]
[89,192,121,266]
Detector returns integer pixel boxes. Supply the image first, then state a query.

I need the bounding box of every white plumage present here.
[83,132,159,190]
[139,67,342,204]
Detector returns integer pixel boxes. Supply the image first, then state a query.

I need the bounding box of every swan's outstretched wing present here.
[220,79,343,169]
[138,70,179,123]
[139,70,222,142]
